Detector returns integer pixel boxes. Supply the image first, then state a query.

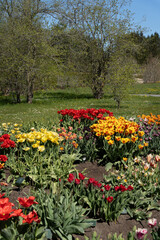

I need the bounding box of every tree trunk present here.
[91,77,104,99]
[26,72,33,104]
[16,93,21,103]
[117,100,120,109]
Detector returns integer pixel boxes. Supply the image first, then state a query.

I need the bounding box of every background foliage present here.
[0,0,160,107]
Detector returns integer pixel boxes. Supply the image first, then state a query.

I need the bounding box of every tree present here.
[107,36,138,108]
[127,31,149,65]
[147,32,160,58]
[143,57,160,83]
[128,31,160,65]
[50,0,133,99]
[0,0,60,103]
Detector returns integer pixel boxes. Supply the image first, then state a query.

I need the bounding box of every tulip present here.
[18,196,38,208]
[148,218,157,228]
[136,228,147,239]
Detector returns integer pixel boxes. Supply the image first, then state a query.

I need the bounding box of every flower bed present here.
[90,116,148,164]
[0,110,160,240]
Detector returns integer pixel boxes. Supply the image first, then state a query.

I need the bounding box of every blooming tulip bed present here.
[0,109,160,240]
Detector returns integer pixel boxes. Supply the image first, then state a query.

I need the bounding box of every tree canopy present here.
[0,0,159,104]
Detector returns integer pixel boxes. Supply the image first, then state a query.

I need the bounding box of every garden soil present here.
[4,161,160,240]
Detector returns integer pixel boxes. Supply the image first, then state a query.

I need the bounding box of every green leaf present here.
[82,197,92,208]
[1,228,17,240]
[44,229,52,239]
[28,174,38,182]
[7,175,13,183]
[83,219,97,227]
[67,235,72,240]
[66,225,84,234]
[35,226,45,238]
[15,177,25,187]
[121,208,128,215]
[54,229,67,240]
[50,182,58,194]
[126,208,133,218]
[105,162,113,172]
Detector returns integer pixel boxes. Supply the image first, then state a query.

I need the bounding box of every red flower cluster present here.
[0,194,40,224]
[106,196,113,203]
[66,174,134,206]
[114,184,133,192]
[21,210,40,224]
[87,178,102,188]
[67,173,86,183]
[79,173,85,180]
[67,173,75,183]
[0,134,10,140]
[0,196,15,221]
[104,184,111,191]
[0,155,8,162]
[87,178,95,184]
[86,180,134,194]
[58,108,113,121]
[0,134,16,148]
[0,155,8,170]
[75,179,81,185]
[18,196,38,208]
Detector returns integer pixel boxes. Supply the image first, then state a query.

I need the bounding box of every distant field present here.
[0,83,160,126]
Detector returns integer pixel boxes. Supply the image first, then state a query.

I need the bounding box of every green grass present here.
[0,83,160,126]
[128,82,160,94]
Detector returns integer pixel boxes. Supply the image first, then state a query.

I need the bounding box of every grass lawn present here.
[0,83,160,125]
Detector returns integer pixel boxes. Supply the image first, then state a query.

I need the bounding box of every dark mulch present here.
[2,161,160,240]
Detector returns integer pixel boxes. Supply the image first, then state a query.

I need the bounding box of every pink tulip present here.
[148,218,157,228]
[155,155,160,162]
[136,228,148,239]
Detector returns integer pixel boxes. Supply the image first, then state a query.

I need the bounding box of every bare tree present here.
[143,57,160,83]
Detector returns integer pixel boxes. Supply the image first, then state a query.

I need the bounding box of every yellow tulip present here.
[38,145,45,152]
[41,136,48,143]
[138,131,144,137]
[105,136,111,141]
[108,140,114,145]
[23,147,30,151]
[17,138,26,143]
[32,143,39,148]
[27,138,35,143]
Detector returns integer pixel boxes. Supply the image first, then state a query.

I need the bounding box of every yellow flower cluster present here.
[90,116,145,145]
[1,123,22,134]
[16,128,60,151]
[138,113,160,125]
[2,123,11,130]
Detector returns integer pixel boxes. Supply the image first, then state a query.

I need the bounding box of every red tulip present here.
[18,196,38,208]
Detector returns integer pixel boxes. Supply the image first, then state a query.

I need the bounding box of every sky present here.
[129,0,160,36]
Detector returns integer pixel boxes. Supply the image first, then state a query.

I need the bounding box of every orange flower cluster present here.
[58,127,78,141]
[0,155,8,171]
[57,127,80,150]
[137,113,160,125]
[90,116,146,146]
